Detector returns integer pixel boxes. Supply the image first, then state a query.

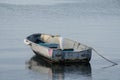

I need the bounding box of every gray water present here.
[0,0,120,80]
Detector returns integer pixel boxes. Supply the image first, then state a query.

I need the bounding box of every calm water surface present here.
[0,0,120,80]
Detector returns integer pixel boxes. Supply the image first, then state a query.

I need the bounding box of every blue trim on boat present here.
[39,42,59,48]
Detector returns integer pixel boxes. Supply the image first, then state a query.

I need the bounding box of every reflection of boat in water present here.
[26,55,92,80]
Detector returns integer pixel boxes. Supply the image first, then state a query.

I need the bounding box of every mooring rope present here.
[92,48,118,65]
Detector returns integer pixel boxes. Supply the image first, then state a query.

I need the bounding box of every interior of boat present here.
[27,33,89,51]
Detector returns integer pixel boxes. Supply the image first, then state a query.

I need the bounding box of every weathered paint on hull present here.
[31,45,92,63]
[33,50,91,63]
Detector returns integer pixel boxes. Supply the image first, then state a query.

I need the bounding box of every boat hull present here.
[24,33,92,63]
[32,49,92,63]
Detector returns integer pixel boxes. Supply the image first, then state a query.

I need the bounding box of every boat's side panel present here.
[52,50,64,61]
[52,49,92,62]
[30,42,53,59]
[64,49,92,61]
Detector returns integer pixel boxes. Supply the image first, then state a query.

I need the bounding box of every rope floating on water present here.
[92,48,118,65]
